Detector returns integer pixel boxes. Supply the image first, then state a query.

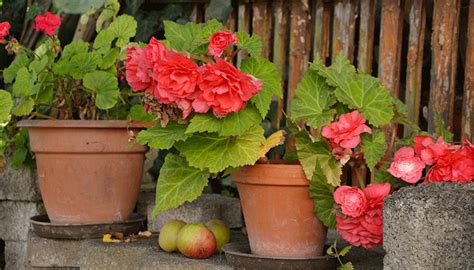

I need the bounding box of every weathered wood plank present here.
[428,0,461,132]
[357,0,377,73]
[313,0,331,63]
[272,0,289,129]
[252,0,272,58]
[404,0,426,136]
[378,0,404,97]
[224,3,237,32]
[332,0,357,62]
[462,0,474,140]
[190,3,205,23]
[236,2,252,67]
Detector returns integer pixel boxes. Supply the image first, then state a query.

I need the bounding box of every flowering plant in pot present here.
[0,5,152,224]
[124,21,282,216]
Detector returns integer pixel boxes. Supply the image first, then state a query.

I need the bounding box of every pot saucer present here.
[223,241,338,270]
[30,213,145,239]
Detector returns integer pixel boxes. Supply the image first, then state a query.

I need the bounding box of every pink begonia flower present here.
[33,12,61,36]
[426,140,474,183]
[388,147,425,183]
[207,30,238,57]
[125,46,152,92]
[414,136,451,166]
[334,186,367,218]
[322,110,372,149]
[194,57,262,116]
[0,21,11,44]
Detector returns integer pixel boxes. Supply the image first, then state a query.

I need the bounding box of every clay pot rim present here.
[17,120,154,129]
[232,163,310,186]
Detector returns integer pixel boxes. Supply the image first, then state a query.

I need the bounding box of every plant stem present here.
[31,112,56,120]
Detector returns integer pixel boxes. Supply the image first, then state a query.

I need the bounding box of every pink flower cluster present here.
[125,32,262,118]
[334,183,390,249]
[388,136,474,184]
[33,12,61,36]
[0,22,11,44]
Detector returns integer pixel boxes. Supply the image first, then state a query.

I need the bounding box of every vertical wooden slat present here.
[224,3,237,32]
[236,2,252,67]
[190,4,205,23]
[288,0,311,106]
[462,0,474,140]
[428,0,461,132]
[404,0,426,136]
[332,0,357,62]
[273,0,289,128]
[378,0,404,97]
[313,0,331,63]
[252,0,272,58]
[357,0,377,73]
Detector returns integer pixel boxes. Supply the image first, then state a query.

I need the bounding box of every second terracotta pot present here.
[18,120,148,225]
[232,163,328,258]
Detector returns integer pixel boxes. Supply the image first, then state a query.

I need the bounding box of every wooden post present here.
[252,0,273,58]
[332,0,357,62]
[462,0,474,141]
[357,0,377,73]
[273,0,289,129]
[313,0,331,63]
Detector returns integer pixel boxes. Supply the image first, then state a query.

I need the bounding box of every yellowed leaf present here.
[259,130,286,158]
[138,231,152,238]
[102,233,122,243]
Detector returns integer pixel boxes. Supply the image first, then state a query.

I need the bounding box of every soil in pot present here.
[18,120,148,225]
[232,163,328,258]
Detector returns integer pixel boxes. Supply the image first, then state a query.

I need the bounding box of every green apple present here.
[206,219,231,252]
[158,219,186,252]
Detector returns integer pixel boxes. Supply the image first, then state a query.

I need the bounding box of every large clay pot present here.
[17,120,148,224]
[232,163,328,258]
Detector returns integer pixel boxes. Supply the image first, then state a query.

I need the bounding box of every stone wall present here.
[0,158,45,270]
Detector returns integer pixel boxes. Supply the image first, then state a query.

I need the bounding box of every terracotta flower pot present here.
[232,163,328,258]
[17,120,149,224]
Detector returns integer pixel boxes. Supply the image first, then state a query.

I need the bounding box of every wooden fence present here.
[187,0,473,141]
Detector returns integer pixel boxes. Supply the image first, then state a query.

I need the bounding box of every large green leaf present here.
[12,67,36,97]
[295,130,342,186]
[290,69,336,129]
[236,32,262,57]
[136,122,189,150]
[69,52,101,79]
[128,104,155,122]
[312,54,393,127]
[163,20,223,54]
[93,29,116,50]
[82,71,119,109]
[108,15,137,47]
[11,128,29,169]
[13,97,35,116]
[28,57,49,74]
[61,40,90,60]
[99,47,120,69]
[0,90,13,124]
[309,164,336,228]
[176,125,265,173]
[186,105,261,136]
[361,131,386,171]
[240,57,282,118]
[152,154,210,216]
[96,0,120,31]
[3,55,30,84]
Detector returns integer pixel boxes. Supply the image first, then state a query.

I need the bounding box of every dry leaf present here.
[259,130,286,158]
[102,233,122,243]
[124,236,137,243]
[109,231,124,240]
[138,231,152,238]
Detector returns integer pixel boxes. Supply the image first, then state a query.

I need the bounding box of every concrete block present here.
[28,234,81,268]
[146,194,242,232]
[383,182,474,269]
[4,240,28,270]
[0,201,45,241]
[0,158,40,201]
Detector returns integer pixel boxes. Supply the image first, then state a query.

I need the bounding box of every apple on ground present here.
[158,219,186,252]
[176,223,216,259]
[206,219,231,252]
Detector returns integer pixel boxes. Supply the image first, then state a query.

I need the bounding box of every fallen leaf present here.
[102,233,122,243]
[260,130,286,158]
[138,231,152,238]
[109,231,124,240]
[124,236,137,243]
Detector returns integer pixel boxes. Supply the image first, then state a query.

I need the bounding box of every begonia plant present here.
[125,21,282,217]
[0,4,144,169]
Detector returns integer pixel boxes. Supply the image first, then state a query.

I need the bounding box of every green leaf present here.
[3,54,30,84]
[339,262,354,270]
[11,129,29,169]
[82,71,119,109]
[290,69,336,129]
[61,40,90,60]
[93,29,115,50]
[54,0,104,14]
[64,52,101,79]
[0,90,13,124]
[392,98,420,131]
[96,0,120,31]
[136,122,189,150]
[361,131,386,171]
[108,15,137,47]
[339,245,352,257]
[186,105,261,136]
[240,57,282,118]
[13,97,34,116]
[99,47,120,69]
[309,164,336,228]
[12,68,36,97]
[163,20,223,54]
[28,57,49,74]
[236,32,262,57]
[176,125,266,173]
[128,104,155,122]
[434,110,454,142]
[152,154,210,216]
[312,54,393,127]
[295,129,342,186]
